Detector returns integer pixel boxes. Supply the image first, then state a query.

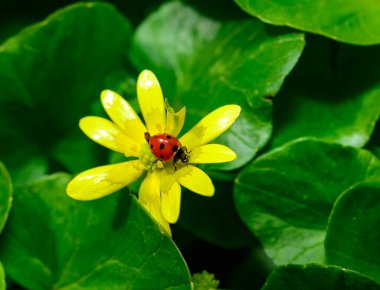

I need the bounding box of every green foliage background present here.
[0,0,380,289]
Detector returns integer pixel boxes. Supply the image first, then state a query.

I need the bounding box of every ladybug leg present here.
[151,159,159,167]
[181,146,190,167]
[182,146,191,154]
[173,146,190,171]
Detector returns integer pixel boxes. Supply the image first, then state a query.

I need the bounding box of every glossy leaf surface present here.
[262,264,380,290]
[0,162,12,233]
[234,138,380,265]
[271,36,380,149]
[131,2,305,170]
[0,2,132,175]
[0,174,191,289]
[326,181,380,283]
[235,0,380,45]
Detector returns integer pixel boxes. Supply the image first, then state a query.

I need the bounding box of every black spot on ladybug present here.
[150,144,153,149]
[166,135,171,139]
[160,143,164,149]
[172,145,178,152]
[160,154,164,159]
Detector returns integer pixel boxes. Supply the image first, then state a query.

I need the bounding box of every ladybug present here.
[144,132,189,169]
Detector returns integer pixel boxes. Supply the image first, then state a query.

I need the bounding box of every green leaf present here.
[270,36,380,149]
[0,162,11,290]
[131,2,304,170]
[262,264,380,290]
[0,174,191,290]
[234,138,380,265]
[0,18,32,44]
[366,121,380,160]
[0,162,12,234]
[51,130,108,173]
[0,262,5,290]
[10,156,48,186]
[234,0,380,45]
[325,181,380,283]
[0,2,132,174]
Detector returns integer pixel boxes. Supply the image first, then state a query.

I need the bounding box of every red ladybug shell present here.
[149,134,182,161]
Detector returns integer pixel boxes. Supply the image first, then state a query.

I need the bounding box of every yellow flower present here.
[66,70,241,236]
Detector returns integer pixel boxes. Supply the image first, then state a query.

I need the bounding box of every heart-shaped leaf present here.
[234,138,380,265]
[234,0,380,45]
[130,1,305,170]
[262,264,380,290]
[271,36,380,149]
[0,2,132,175]
[0,174,191,289]
[326,181,380,283]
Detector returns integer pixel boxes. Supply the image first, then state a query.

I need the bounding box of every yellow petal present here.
[160,167,176,193]
[138,171,160,205]
[190,144,237,164]
[161,182,181,224]
[175,165,214,197]
[179,105,241,150]
[101,90,147,145]
[137,70,166,135]
[67,161,144,200]
[165,103,186,137]
[139,171,171,236]
[79,116,140,157]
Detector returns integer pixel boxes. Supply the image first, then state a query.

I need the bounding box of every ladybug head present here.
[144,132,151,143]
